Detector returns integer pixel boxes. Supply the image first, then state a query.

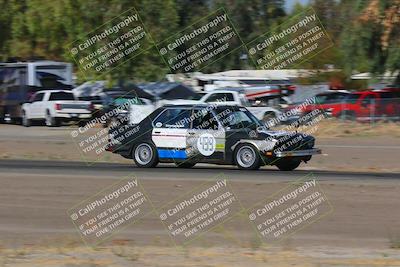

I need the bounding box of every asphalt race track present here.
[1,159,398,182]
[1,159,399,249]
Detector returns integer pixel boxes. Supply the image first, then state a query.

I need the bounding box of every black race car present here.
[106,104,321,171]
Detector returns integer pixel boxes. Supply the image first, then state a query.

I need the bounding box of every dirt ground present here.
[1,170,400,266]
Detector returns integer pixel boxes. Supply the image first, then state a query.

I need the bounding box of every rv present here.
[0,61,73,123]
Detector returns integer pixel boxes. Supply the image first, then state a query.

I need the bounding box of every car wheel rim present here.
[237,146,256,168]
[135,144,153,165]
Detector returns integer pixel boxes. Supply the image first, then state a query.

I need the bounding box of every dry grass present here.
[274,119,400,138]
[315,120,400,138]
[2,245,400,267]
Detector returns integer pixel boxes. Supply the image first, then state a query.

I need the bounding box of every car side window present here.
[32,93,44,102]
[326,94,341,103]
[315,95,328,104]
[153,108,191,129]
[361,95,375,105]
[205,93,234,103]
[239,94,249,106]
[192,109,219,130]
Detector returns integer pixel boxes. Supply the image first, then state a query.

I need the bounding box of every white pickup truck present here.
[162,90,285,122]
[21,90,93,127]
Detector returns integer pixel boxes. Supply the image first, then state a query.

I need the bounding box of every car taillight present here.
[55,103,61,110]
[287,85,296,91]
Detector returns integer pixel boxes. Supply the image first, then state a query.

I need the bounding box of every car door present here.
[358,94,378,118]
[151,107,192,160]
[29,92,45,118]
[36,92,48,118]
[187,108,226,162]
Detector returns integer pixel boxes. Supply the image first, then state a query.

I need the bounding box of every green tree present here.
[341,0,400,83]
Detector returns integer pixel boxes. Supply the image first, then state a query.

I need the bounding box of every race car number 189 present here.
[197,133,216,156]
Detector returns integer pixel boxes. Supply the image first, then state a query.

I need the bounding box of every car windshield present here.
[315,95,329,104]
[49,92,75,101]
[106,94,144,107]
[215,107,263,129]
[315,93,349,104]
[344,94,360,104]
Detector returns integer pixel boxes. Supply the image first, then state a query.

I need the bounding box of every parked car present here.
[106,104,321,171]
[98,91,153,127]
[21,90,93,127]
[325,90,400,121]
[286,91,349,114]
[77,95,104,115]
[160,90,297,124]
[290,90,400,122]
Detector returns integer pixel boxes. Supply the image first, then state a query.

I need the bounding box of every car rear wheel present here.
[133,142,159,168]
[234,144,261,170]
[175,162,196,168]
[276,158,301,171]
[45,110,59,127]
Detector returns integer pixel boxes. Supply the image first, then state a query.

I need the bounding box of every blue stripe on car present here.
[157,149,187,159]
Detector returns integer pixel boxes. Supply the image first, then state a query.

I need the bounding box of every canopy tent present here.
[139,82,199,100]
[72,81,154,100]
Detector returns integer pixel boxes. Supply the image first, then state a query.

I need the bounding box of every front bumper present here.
[275,148,321,158]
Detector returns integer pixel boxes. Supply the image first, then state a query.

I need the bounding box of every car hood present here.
[257,129,315,151]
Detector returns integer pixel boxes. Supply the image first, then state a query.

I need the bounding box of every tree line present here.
[0,0,398,85]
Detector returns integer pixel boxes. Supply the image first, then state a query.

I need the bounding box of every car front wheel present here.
[276,158,301,171]
[234,144,261,170]
[132,143,159,168]
[22,111,31,127]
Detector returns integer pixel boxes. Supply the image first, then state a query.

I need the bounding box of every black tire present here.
[234,143,261,170]
[276,159,301,171]
[175,162,196,168]
[132,142,159,168]
[45,110,59,127]
[22,110,31,127]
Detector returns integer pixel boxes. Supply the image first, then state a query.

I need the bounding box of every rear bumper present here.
[55,112,91,119]
[275,148,321,158]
